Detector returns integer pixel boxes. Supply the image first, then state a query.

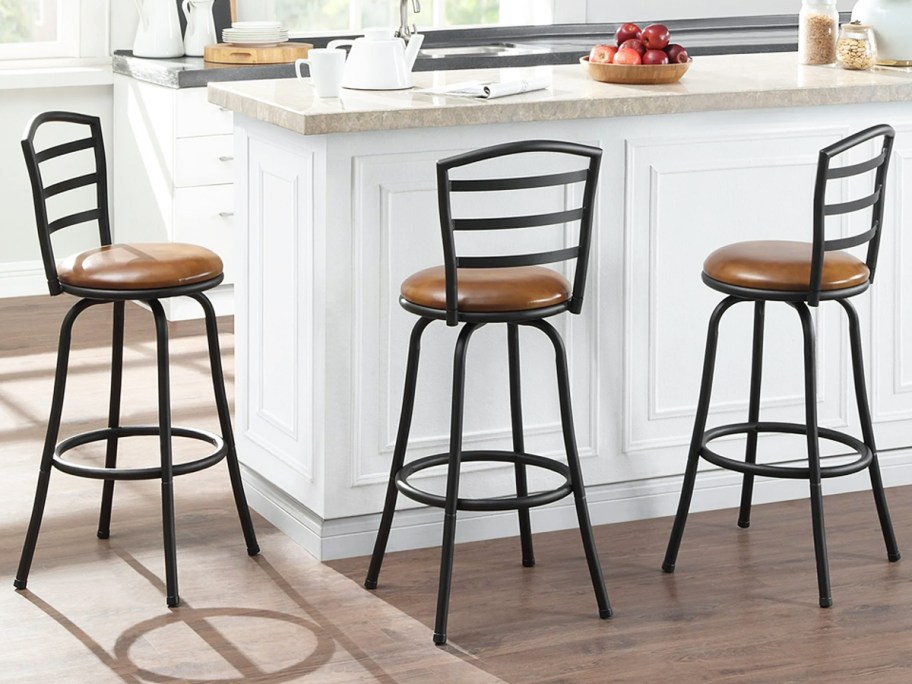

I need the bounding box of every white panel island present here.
[209,52,912,561]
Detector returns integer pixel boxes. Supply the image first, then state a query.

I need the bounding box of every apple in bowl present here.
[588,43,618,64]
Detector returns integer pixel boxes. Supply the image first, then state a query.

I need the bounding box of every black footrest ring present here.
[52,425,227,480]
[701,421,872,479]
[396,450,572,511]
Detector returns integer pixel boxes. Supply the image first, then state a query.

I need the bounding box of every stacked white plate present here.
[222,21,289,48]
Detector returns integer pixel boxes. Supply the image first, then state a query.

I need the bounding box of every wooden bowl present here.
[580,56,691,85]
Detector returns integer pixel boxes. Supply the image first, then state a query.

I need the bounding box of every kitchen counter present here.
[208,52,912,136]
[214,51,912,562]
[113,15,830,89]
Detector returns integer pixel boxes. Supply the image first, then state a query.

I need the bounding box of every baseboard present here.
[241,447,912,562]
[0,261,46,298]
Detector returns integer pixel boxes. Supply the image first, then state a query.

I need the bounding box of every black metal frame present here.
[364,140,611,645]
[14,111,259,607]
[662,124,900,608]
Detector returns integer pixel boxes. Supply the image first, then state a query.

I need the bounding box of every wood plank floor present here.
[2,294,912,682]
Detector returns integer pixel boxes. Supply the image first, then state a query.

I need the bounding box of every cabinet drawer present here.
[173,185,236,283]
[175,135,235,187]
[175,88,233,138]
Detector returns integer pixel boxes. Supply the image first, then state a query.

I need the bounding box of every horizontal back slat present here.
[35,137,94,163]
[824,224,878,251]
[824,188,880,216]
[454,208,584,231]
[48,208,100,233]
[43,173,97,199]
[450,169,588,192]
[457,246,579,269]
[826,150,886,179]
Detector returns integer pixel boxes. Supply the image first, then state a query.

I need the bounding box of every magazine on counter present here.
[418,77,551,99]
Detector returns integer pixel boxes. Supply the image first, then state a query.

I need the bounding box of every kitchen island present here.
[210,52,912,560]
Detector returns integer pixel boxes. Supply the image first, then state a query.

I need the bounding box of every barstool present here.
[364,140,612,645]
[14,111,259,607]
[662,124,900,607]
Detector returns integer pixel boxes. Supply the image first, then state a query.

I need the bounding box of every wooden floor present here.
[2,295,912,682]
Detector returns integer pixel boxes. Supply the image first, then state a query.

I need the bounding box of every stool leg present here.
[839,300,900,562]
[663,296,740,573]
[98,300,125,540]
[365,317,433,589]
[434,322,481,646]
[738,301,766,529]
[792,302,831,608]
[192,293,259,556]
[508,323,535,568]
[149,301,179,607]
[15,299,93,590]
[529,319,612,619]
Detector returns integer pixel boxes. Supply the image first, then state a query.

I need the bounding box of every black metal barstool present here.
[662,124,900,607]
[14,111,259,607]
[364,140,612,645]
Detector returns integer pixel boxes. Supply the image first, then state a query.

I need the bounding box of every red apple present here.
[615,22,641,46]
[643,49,669,65]
[640,23,671,50]
[589,43,618,64]
[620,38,646,56]
[665,43,689,64]
[614,46,643,65]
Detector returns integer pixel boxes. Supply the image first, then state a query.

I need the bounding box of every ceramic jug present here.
[327,28,424,90]
[852,0,912,65]
[182,0,217,57]
[133,0,184,58]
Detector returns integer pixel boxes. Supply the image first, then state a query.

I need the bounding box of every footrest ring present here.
[52,425,227,480]
[396,450,572,511]
[700,421,872,479]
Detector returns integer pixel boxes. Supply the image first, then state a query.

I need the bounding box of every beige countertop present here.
[208,52,912,136]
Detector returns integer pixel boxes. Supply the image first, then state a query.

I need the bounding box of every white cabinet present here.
[112,75,236,320]
[231,104,912,561]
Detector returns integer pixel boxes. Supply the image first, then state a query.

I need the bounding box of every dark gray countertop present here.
[113,14,848,89]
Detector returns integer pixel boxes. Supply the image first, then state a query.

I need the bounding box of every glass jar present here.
[837,21,877,69]
[799,0,839,64]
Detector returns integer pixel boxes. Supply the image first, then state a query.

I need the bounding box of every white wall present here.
[580,0,854,22]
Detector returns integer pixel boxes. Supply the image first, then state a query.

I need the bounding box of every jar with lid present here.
[836,21,877,69]
[799,0,839,64]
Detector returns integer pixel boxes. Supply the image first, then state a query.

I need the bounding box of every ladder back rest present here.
[21,111,111,296]
[810,123,894,305]
[436,139,602,325]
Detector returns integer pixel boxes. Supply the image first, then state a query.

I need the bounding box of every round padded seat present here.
[400,265,571,312]
[57,243,223,290]
[703,240,869,292]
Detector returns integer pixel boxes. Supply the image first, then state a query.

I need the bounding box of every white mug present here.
[295,49,346,98]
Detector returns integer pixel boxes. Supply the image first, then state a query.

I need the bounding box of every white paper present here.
[418,77,551,99]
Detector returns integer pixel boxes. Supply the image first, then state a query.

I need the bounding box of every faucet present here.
[396,0,421,41]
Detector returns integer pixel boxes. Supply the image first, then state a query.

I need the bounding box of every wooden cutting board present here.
[204,42,313,65]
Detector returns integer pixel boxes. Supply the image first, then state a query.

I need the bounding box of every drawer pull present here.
[219,211,234,218]
[218,155,234,162]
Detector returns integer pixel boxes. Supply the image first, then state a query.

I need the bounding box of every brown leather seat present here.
[703,240,869,292]
[400,265,571,313]
[57,243,223,290]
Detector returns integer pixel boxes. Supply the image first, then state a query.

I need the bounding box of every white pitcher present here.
[133,0,184,58]
[182,0,217,57]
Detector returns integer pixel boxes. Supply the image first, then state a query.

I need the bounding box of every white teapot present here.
[328,28,424,90]
[852,0,912,65]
